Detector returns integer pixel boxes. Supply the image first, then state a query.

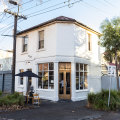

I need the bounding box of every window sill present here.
[76,89,89,92]
[21,52,28,55]
[87,51,92,54]
[36,88,54,91]
[18,85,24,88]
[36,48,45,52]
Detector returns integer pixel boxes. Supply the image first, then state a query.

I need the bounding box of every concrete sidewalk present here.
[0,100,120,120]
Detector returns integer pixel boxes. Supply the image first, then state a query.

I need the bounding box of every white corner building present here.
[15,16,101,101]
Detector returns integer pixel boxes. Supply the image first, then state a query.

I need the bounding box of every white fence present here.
[101,76,120,90]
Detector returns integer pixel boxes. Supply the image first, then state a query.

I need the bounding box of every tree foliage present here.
[100,17,120,90]
[100,17,120,53]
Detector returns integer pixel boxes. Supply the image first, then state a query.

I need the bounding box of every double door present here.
[59,71,71,99]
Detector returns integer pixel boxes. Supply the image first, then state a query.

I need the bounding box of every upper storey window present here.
[39,30,44,49]
[23,36,28,52]
[87,33,92,51]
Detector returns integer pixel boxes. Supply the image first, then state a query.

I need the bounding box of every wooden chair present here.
[33,93,40,105]
[26,92,33,104]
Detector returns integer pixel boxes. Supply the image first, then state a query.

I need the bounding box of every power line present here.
[26,0,68,16]
[28,0,82,18]
[97,0,110,7]
[20,0,53,13]
[18,25,23,30]
[8,0,34,10]
[0,23,14,33]
[0,15,12,24]
[1,25,14,36]
[0,26,12,44]
[1,0,81,35]
[82,1,111,15]
[0,13,6,23]
[104,0,116,7]
[0,13,4,17]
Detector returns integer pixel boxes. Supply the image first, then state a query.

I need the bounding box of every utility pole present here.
[4,0,27,93]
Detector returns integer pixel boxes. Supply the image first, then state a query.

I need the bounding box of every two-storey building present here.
[15,16,101,101]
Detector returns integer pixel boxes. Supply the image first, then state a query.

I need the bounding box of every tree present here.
[100,17,120,91]
[103,49,113,63]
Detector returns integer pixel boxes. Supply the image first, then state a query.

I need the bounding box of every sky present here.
[0,0,120,50]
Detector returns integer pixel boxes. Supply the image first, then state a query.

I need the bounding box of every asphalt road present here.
[0,100,120,120]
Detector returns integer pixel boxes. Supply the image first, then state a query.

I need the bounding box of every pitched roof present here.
[17,16,100,35]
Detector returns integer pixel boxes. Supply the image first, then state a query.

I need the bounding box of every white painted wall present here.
[0,50,12,71]
[15,22,101,101]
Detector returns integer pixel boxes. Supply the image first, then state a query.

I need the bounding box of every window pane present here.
[43,72,48,89]
[59,63,65,70]
[38,64,42,71]
[23,36,28,52]
[43,63,48,71]
[39,40,44,49]
[76,77,79,90]
[76,63,79,71]
[38,72,42,77]
[84,72,88,89]
[49,71,54,76]
[20,78,23,85]
[88,33,92,51]
[49,63,54,70]
[39,31,44,41]
[38,77,42,88]
[20,69,24,85]
[49,76,54,89]
[84,64,87,71]
[59,72,64,94]
[24,37,28,44]
[66,72,70,94]
[66,63,71,70]
[24,44,27,52]
[76,72,79,77]
[80,72,84,89]
[80,64,83,71]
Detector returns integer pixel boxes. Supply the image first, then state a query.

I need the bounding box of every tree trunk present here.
[115,52,119,91]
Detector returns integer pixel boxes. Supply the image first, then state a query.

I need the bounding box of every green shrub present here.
[88,90,120,111]
[0,91,2,97]
[0,92,25,107]
[88,92,96,104]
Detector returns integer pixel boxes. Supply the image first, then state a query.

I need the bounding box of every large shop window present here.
[38,63,54,89]
[19,69,24,85]
[76,63,88,90]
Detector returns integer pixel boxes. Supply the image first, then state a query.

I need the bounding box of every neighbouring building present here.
[15,16,101,101]
[0,49,12,71]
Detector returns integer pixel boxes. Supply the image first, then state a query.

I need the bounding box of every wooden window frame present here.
[22,36,28,52]
[38,30,44,49]
[87,33,92,51]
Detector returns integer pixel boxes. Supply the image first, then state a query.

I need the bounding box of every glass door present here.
[59,71,71,99]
